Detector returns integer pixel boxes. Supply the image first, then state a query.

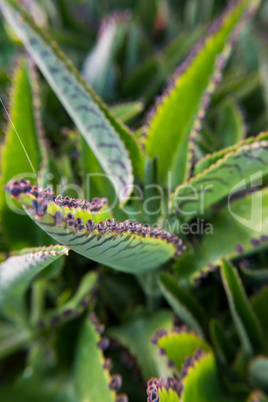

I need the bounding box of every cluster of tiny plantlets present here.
[0,0,268,401]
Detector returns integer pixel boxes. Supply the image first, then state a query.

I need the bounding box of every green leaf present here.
[220,259,265,357]
[82,13,128,99]
[240,265,268,284]
[214,98,246,149]
[171,141,268,218]
[159,273,208,338]
[74,315,116,402]
[146,0,260,185]
[210,320,235,365]
[251,287,268,339]
[0,245,69,317]
[157,329,211,371]
[194,131,268,175]
[180,352,237,402]
[4,179,184,273]
[174,188,268,279]
[158,388,180,402]
[108,310,174,380]
[249,357,268,393]
[111,101,144,123]
[0,57,44,248]
[1,0,142,203]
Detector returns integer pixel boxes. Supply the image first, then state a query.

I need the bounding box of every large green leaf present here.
[171,141,268,218]
[4,179,184,273]
[108,310,174,380]
[0,244,69,316]
[157,329,211,371]
[0,57,44,248]
[220,259,265,357]
[74,315,118,402]
[174,188,268,280]
[159,273,208,338]
[195,131,268,175]
[146,0,260,186]
[1,0,141,203]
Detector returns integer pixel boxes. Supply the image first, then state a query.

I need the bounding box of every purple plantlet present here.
[103,358,113,370]
[97,337,110,351]
[235,244,244,254]
[109,374,122,391]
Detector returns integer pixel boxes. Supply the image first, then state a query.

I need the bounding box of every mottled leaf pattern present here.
[1,0,139,203]
[4,179,184,273]
[195,131,268,175]
[171,141,268,217]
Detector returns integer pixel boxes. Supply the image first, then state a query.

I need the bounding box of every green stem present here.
[30,280,45,325]
[136,271,162,313]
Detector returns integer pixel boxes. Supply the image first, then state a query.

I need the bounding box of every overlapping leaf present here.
[0,244,69,316]
[175,188,268,280]
[146,0,260,186]
[171,141,268,218]
[1,0,141,203]
[4,179,184,273]
[156,329,211,371]
[195,131,268,175]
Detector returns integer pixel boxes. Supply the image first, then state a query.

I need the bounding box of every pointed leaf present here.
[146,0,260,185]
[0,57,45,248]
[220,259,265,357]
[74,315,117,402]
[159,273,208,338]
[4,179,184,273]
[171,141,268,218]
[82,12,128,99]
[157,329,211,371]
[195,131,268,175]
[1,0,142,202]
[111,101,144,123]
[0,245,69,316]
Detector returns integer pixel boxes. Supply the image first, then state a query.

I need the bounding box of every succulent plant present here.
[0,0,268,401]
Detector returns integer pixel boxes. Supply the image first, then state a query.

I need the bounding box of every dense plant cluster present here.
[0,0,268,401]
